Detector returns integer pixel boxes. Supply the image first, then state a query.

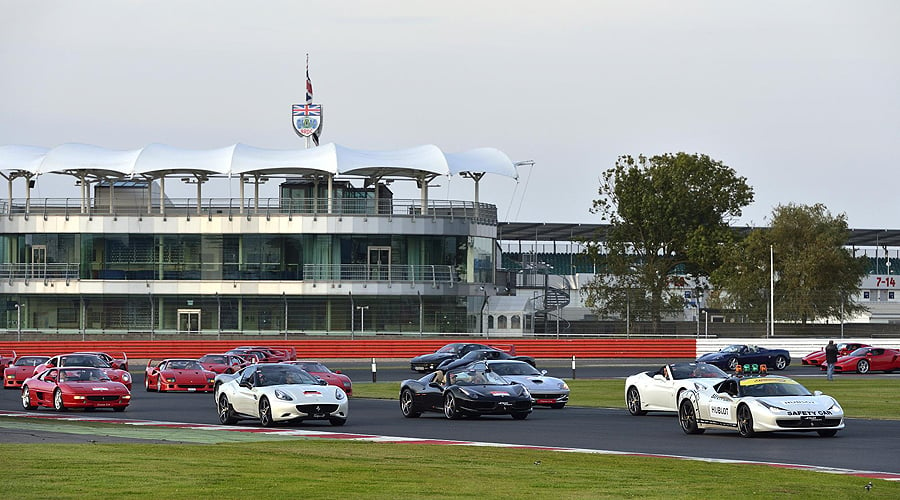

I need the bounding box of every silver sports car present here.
[485,360,569,408]
[216,363,348,427]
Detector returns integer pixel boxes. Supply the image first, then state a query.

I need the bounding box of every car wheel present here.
[737,405,755,437]
[53,389,67,412]
[259,397,274,427]
[444,393,461,420]
[329,417,347,426]
[218,393,237,424]
[728,358,739,371]
[626,386,646,416]
[817,429,838,437]
[21,386,36,409]
[400,389,421,418]
[857,360,870,374]
[144,375,154,392]
[678,399,704,434]
[774,356,788,370]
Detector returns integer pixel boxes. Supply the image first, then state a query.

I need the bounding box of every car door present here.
[642,368,675,409]
[866,349,888,370]
[230,367,260,416]
[418,373,445,411]
[704,380,738,425]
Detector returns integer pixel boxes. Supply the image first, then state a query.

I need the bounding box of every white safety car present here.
[215,363,348,427]
[677,366,844,437]
[624,362,728,415]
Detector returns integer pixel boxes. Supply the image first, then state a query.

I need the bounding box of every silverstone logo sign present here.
[292,103,322,137]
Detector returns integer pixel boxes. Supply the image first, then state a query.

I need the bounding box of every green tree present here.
[711,203,868,323]
[583,153,754,331]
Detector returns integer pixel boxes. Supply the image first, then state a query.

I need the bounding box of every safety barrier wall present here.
[0,339,698,361]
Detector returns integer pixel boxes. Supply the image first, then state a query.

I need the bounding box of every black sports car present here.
[696,344,792,371]
[399,363,533,420]
[409,343,498,372]
[435,349,536,372]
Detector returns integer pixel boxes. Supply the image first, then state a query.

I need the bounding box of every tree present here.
[711,203,868,323]
[583,153,754,331]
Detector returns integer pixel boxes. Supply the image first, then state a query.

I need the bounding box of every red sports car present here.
[145,358,216,392]
[4,355,50,389]
[198,353,251,374]
[34,353,133,390]
[75,351,129,371]
[802,342,870,366]
[0,349,16,370]
[283,360,353,396]
[823,347,900,374]
[22,366,131,412]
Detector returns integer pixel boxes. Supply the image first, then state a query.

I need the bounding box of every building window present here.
[890,291,896,300]
[863,291,870,300]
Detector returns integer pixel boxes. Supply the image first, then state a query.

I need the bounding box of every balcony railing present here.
[1,197,498,224]
[0,263,80,281]
[303,264,457,284]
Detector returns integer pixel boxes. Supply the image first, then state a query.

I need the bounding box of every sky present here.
[1,1,898,229]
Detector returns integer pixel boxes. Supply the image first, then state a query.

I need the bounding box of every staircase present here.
[534,286,571,334]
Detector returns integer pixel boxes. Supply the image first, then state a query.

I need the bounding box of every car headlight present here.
[759,400,788,412]
[827,398,843,412]
[73,395,85,400]
[459,387,479,398]
[207,378,215,384]
[121,373,131,382]
[122,394,131,400]
[165,377,176,383]
[274,389,294,401]
[335,389,346,400]
[559,382,569,390]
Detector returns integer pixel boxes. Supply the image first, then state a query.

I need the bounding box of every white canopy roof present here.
[0,142,518,181]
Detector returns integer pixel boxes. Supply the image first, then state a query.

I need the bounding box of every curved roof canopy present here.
[0,142,519,181]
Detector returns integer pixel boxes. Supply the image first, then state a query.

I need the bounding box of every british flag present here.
[292,104,321,116]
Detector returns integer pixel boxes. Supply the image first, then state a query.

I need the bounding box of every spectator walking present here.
[824,340,839,381]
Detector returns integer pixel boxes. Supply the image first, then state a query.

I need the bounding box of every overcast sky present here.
[2,1,898,229]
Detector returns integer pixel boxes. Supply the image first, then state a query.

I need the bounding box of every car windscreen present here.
[489,362,540,376]
[257,365,319,386]
[60,355,110,368]
[740,378,811,397]
[296,362,329,372]
[200,355,225,364]
[167,360,202,370]
[447,369,508,386]
[847,348,869,357]
[59,368,109,382]
[16,357,49,366]
[721,345,743,353]
[671,363,727,380]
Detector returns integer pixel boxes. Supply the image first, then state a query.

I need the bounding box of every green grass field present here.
[0,377,896,498]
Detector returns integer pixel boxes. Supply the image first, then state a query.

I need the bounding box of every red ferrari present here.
[801,342,870,366]
[229,345,297,362]
[283,360,353,396]
[145,358,216,392]
[824,347,900,374]
[4,355,50,389]
[34,353,133,390]
[198,353,251,374]
[22,366,131,412]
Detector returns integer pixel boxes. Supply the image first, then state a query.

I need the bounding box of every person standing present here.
[824,340,839,381]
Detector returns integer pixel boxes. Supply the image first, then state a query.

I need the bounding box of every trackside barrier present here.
[0,339,697,360]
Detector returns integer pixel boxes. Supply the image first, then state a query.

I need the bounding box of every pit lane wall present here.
[2,338,900,360]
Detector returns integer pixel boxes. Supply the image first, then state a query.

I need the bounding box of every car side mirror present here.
[316,378,327,386]
[334,370,342,374]
[653,374,665,381]
[428,382,443,388]
[239,380,252,389]
[813,390,823,396]
[540,369,548,376]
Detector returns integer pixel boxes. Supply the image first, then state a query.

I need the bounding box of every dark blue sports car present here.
[409,343,498,372]
[435,349,536,372]
[696,344,791,371]
[399,363,533,420]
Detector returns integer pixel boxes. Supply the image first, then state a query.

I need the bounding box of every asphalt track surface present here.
[1,359,898,477]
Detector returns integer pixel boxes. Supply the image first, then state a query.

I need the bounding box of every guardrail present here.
[0,339,698,360]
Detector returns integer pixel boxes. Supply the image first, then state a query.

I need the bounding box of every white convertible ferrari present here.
[625,362,728,415]
[677,373,844,437]
[216,363,349,427]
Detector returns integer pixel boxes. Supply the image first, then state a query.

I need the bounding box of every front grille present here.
[87,395,120,402]
[176,384,208,389]
[776,418,842,428]
[531,393,565,400]
[296,404,339,414]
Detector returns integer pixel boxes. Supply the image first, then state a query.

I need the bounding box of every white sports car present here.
[625,362,728,415]
[485,360,570,408]
[215,363,348,427]
[677,375,844,437]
